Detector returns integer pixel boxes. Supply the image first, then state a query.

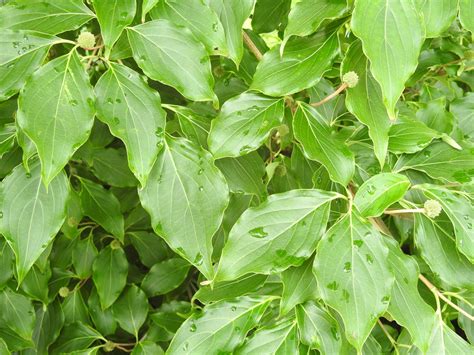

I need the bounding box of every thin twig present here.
[311,83,348,107]
[377,320,399,355]
[242,31,263,61]
[384,208,424,215]
[418,274,474,321]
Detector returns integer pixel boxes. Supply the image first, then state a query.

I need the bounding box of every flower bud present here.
[77,31,95,49]
[424,199,442,218]
[59,286,69,298]
[342,71,359,88]
[110,239,122,249]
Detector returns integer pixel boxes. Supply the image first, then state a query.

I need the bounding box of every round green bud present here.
[110,239,122,250]
[77,31,95,49]
[103,341,116,352]
[59,287,69,298]
[342,71,359,88]
[424,199,442,218]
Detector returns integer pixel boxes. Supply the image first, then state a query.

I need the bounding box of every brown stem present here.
[311,83,348,107]
[243,31,263,61]
[418,274,474,321]
[384,208,424,215]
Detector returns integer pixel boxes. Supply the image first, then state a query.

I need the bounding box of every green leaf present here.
[451,93,474,141]
[167,296,273,354]
[414,214,474,290]
[459,0,474,32]
[208,92,285,158]
[293,102,355,186]
[0,0,94,35]
[0,30,58,101]
[51,322,104,354]
[0,338,9,354]
[150,301,191,334]
[165,104,212,148]
[150,0,227,55]
[208,0,254,65]
[0,238,14,288]
[112,285,149,339]
[17,51,95,185]
[32,300,65,353]
[351,0,424,118]
[283,0,346,45]
[354,173,410,217]
[0,123,15,158]
[251,23,340,96]
[384,238,435,352]
[87,288,117,336]
[415,0,457,37]
[127,231,171,268]
[138,136,229,280]
[94,63,166,186]
[342,40,390,167]
[92,245,128,309]
[216,189,340,282]
[235,319,298,354]
[132,341,164,355]
[251,0,291,34]
[296,301,343,353]
[0,287,35,341]
[142,0,159,21]
[215,152,266,197]
[416,184,474,261]
[141,258,190,296]
[313,212,394,351]
[91,148,138,188]
[127,20,217,103]
[280,257,318,315]
[62,290,90,325]
[92,0,135,56]
[416,97,454,134]
[0,161,69,282]
[394,142,474,184]
[0,326,34,352]
[72,236,98,279]
[388,117,442,154]
[21,264,51,304]
[79,179,124,241]
[194,274,268,304]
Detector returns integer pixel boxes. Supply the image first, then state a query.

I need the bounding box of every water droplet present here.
[463,215,470,221]
[69,99,78,106]
[155,127,164,136]
[423,150,431,158]
[248,105,259,112]
[249,227,268,238]
[239,145,252,154]
[7,63,15,69]
[301,220,307,227]
[106,97,114,104]
[364,232,372,238]
[366,184,376,195]
[12,41,19,48]
[403,277,409,284]
[120,11,128,18]
[276,249,287,257]
[343,261,351,272]
[231,306,237,311]
[199,56,207,64]
[113,117,120,124]
[139,55,146,62]
[234,326,241,332]
[212,22,219,32]
[182,343,189,351]
[330,327,340,340]
[381,295,390,304]
[342,289,350,303]
[199,186,204,192]
[365,254,373,264]
[467,222,473,230]
[328,234,334,243]
[261,120,268,127]
[115,98,122,104]
[0,212,3,218]
[189,323,196,332]
[194,253,203,266]
[198,169,204,175]
[25,172,31,178]
[242,129,249,136]
[353,239,363,248]
[236,111,242,116]
[327,281,339,290]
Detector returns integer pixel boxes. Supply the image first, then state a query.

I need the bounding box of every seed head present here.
[59,287,69,298]
[342,71,359,88]
[77,31,95,49]
[424,199,442,218]
[110,239,122,249]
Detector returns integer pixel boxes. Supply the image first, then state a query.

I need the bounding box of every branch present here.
[242,31,263,61]
[384,208,424,215]
[418,274,474,321]
[311,83,347,107]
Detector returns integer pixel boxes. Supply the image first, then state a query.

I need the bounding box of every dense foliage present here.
[0,0,473,353]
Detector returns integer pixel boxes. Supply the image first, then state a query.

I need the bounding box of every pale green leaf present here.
[416,184,474,261]
[17,51,95,185]
[342,40,390,167]
[414,214,474,290]
[459,0,474,33]
[280,257,318,315]
[112,285,149,339]
[72,236,97,279]
[138,136,229,280]
[92,245,128,309]
[0,161,69,282]
[388,117,442,154]
[91,148,138,188]
[32,300,65,353]
[62,289,89,325]
[251,23,340,96]
[165,104,212,148]
[296,301,343,353]
[251,0,291,34]
[284,0,346,45]
[50,322,104,354]
[127,20,217,103]
[0,287,35,341]
[87,288,117,336]
[150,0,227,55]
[426,311,474,354]
[416,97,454,134]
[167,296,273,354]
[451,93,474,141]
[235,319,298,355]
[127,231,171,268]
[293,102,355,186]
[415,0,457,37]
[142,0,159,21]
[132,341,164,355]
[0,0,95,35]
[216,189,341,282]
[21,265,51,304]
[352,0,424,118]
[313,212,394,351]
[208,92,285,158]
[79,179,124,241]
[354,173,410,217]
[385,238,435,352]
[141,258,190,296]
[394,142,474,184]
[208,0,254,65]
[95,63,166,186]
[92,0,135,55]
